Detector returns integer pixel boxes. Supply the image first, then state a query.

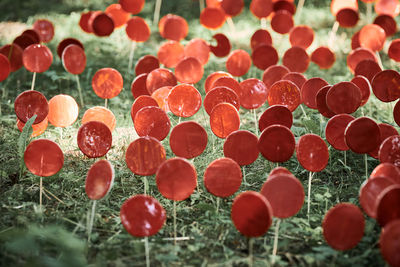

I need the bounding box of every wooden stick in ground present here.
[226,17,236,35]
[307,172,314,221]
[30,72,37,91]
[105,99,108,109]
[253,109,258,135]
[173,201,177,246]
[75,75,84,108]
[328,21,339,49]
[88,200,97,242]
[376,51,384,70]
[153,0,163,26]
[296,0,306,21]
[364,154,368,181]
[366,2,373,24]
[248,237,254,267]
[127,42,137,76]
[272,218,281,265]
[39,177,43,211]
[261,18,267,29]
[199,0,205,12]
[144,236,150,267]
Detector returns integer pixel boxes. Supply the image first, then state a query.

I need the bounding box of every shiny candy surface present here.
[282,46,309,73]
[135,55,160,76]
[296,134,329,172]
[325,114,355,151]
[379,135,400,167]
[130,95,159,123]
[204,86,240,115]
[23,44,53,73]
[267,80,301,112]
[82,106,116,132]
[379,219,400,267]
[258,125,295,163]
[345,117,380,154]
[62,44,86,75]
[92,68,123,99]
[210,103,240,138]
[167,84,202,117]
[258,105,293,132]
[360,176,394,218]
[326,81,362,114]
[48,94,79,128]
[157,41,184,68]
[14,90,48,124]
[134,106,171,141]
[239,78,268,110]
[146,68,177,95]
[223,130,259,166]
[85,160,115,200]
[126,16,150,42]
[376,185,400,226]
[77,121,112,158]
[174,57,204,84]
[226,49,251,77]
[301,77,329,109]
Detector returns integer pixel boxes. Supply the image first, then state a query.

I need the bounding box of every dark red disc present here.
[374,14,397,37]
[226,49,252,77]
[24,139,64,177]
[146,68,177,95]
[0,43,23,72]
[388,39,400,62]
[62,44,86,75]
[325,114,355,151]
[210,76,241,95]
[167,84,202,117]
[350,75,371,107]
[125,136,166,176]
[296,133,329,172]
[210,103,240,139]
[239,78,268,110]
[156,157,197,201]
[79,11,94,33]
[311,46,335,69]
[204,86,240,115]
[14,90,48,124]
[379,135,400,167]
[379,219,400,267]
[77,121,112,158]
[301,77,329,109]
[394,99,400,127]
[0,54,10,82]
[205,71,231,94]
[130,95,158,122]
[134,106,170,141]
[223,130,259,166]
[289,25,314,49]
[372,70,400,102]
[281,72,307,90]
[322,203,365,251]
[326,81,362,114]
[135,55,160,76]
[92,68,123,99]
[221,0,244,17]
[231,191,273,237]
[371,163,400,184]
[271,10,294,34]
[126,16,150,42]
[376,185,400,226]
[169,121,208,159]
[204,157,242,197]
[351,31,361,50]
[250,29,272,50]
[267,80,301,112]
[316,85,335,118]
[57,38,84,58]
[23,44,53,73]
[175,57,204,84]
[354,59,382,83]
[13,34,36,50]
[345,117,381,154]
[258,105,293,132]
[369,123,398,159]
[157,41,184,68]
[269,166,293,177]
[119,0,145,14]
[336,8,359,28]
[360,176,395,218]
[258,125,295,163]
[251,44,278,70]
[131,73,150,99]
[282,46,309,73]
[273,0,296,14]
[22,29,40,44]
[105,3,130,28]
[260,173,304,218]
[347,47,377,74]
[200,7,226,30]
[159,14,188,41]
[375,0,400,18]
[33,19,54,43]
[85,160,115,200]
[120,195,166,238]
[250,0,273,19]
[262,65,289,89]
[92,13,115,37]
[210,33,231,58]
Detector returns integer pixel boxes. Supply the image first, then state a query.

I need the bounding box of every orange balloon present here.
[159,14,188,41]
[105,3,130,28]
[200,7,226,30]
[48,94,79,128]
[359,24,386,52]
[175,57,204,84]
[82,106,116,132]
[184,38,210,65]
[151,86,172,112]
[146,68,177,94]
[17,117,48,137]
[226,49,252,77]
[167,84,202,117]
[92,68,123,99]
[126,16,150,42]
[157,41,184,68]
[210,103,240,138]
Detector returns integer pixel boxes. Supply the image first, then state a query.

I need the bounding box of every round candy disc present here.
[33,19,54,43]
[258,105,293,132]
[372,70,400,102]
[210,103,240,139]
[375,0,400,17]
[330,0,358,16]
[204,86,240,115]
[77,121,112,158]
[316,85,336,118]
[126,16,150,42]
[85,160,115,200]
[326,81,362,114]
[273,0,296,14]
[369,123,398,159]
[269,166,293,177]
[360,176,395,218]
[17,117,48,138]
[125,136,166,176]
[62,44,86,75]
[157,41,184,68]
[105,3,130,28]
[282,46,309,73]
[221,0,244,17]
[22,29,40,44]
[250,29,272,50]
[131,73,150,99]
[92,13,115,37]
[231,191,273,237]
[262,65,289,89]
[23,44,53,73]
[134,106,171,141]
[379,135,400,167]
[371,163,400,184]
[223,130,259,166]
[322,203,365,251]
[271,10,294,34]
[336,8,359,28]
[260,173,305,218]
[92,68,123,99]
[311,46,335,69]
[175,57,204,84]
[210,33,231,58]
[204,157,242,197]
[57,38,84,58]
[167,84,202,117]
[204,71,231,94]
[345,117,380,154]
[135,55,160,76]
[325,114,355,151]
[130,95,158,123]
[267,80,301,112]
[0,54,11,82]
[169,121,207,159]
[13,34,36,50]
[289,25,314,49]
[226,49,252,77]
[350,75,371,107]
[251,44,278,70]
[347,47,377,74]
[379,219,400,267]
[376,184,400,226]
[82,106,116,132]
[0,43,23,72]
[210,76,241,95]
[388,39,400,62]
[351,31,361,50]
[14,90,48,124]
[156,157,197,201]
[250,0,273,19]
[258,125,295,163]
[146,68,177,95]
[119,0,145,14]
[395,100,400,127]
[151,86,172,112]
[79,11,93,33]
[301,77,329,109]
[296,134,329,172]
[354,59,382,83]
[159,14,188,41]
[120,195,166,238]
[200,7,226,30]
[239,78,268,110]
[48,94,79,128]
[281,72,307,91]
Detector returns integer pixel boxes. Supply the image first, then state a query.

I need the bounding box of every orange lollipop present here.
[200,7,226,29]
[169,121,208,159]
[351,76,371,107]
[151,86,172,112]
[156,158,197,201]
[267,80,301,112]
[289,25,314,49]
[175,57,204,84]
[347,47,377,74]
[0,54,10,82]
[207,0,223,7]
[239,78,268,110]
[92,68,123,99]
[330,0,358,16]
[57,38,84,58]
[82,106,116,132]
[221,0,244,17]
[184,38,210,66]
[135,55,160,76]
[359,24,386,52]
[159,14,188,41]
[301,77,329,109]
[372,70,400,102]
[296,134,329,172]
[210,33,231,58]
[210,103,240,138]
[134,106,171,141]
[126,16,150,42]
[23,44,53,73]
[62,44,86,75]
[258,125,295,163]
[119,0,145,14]
[251,44,278,70]
[85,160,115,200]
[33,19,54,43]
[210,76,241,95]
[146,68,177,94]
[204,86,240,115]
[262,65,289,89]
[204,157,242,197]
[167,84,202,117]
[271,10,294,34]
[130,95,159,123]
[251,29,273,50]
[77,121,112,158]
[105,3,130,28]
[91,13,115,37]
[258,105,293,132]
[282,46,309,73]
[388,39,400,62]
[0,43,23,72]
[17,117,48,138]
[14,90,48,124]
[131,73,150,99]
[204,71,231,93]
[375,0,400,17]
[157,41,184,68]
[226,49,252,77]
[282,72,307,90]
[379,219,400,267]
[24,139,64,177]
[223,130,259,166]
[371,163,400,184]
[325,114,355,151]
[48,94,78,128]
[250,0,273,19]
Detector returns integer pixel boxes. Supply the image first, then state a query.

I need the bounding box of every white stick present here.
[75,75,84,108]
[153,0,163,26]
[226,17,236,35]
[248,238,254,267]
[366,2,373,24]
[328,21,339,50]
[128,42,137,75]
[88,200,97,242]
[39,177,43,211]
[296,0,306,21]
[307,172,313,220]
[145,236,150,267]
[173,201,177,245]
[272,218,281,265]
[261,18,267,29]
[30,72,37,91]
[199,0,205,12]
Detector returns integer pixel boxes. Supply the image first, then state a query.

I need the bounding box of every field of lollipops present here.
[1,0,400,266]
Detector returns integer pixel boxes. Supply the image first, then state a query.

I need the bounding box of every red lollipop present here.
[281,72,307,91]
[250,29,272,50]
[85,160,115,200]
[119,0,145,14]
[204,157,242,197]
[394,99,400,127]
[48,94,79,128]
[359,24,386,52]
[156,158,197,201]
[271,10,294,34]
[131,73,150,98]
[326,81,362,114]
[371,163,400,184]
[221,0,244,17]
[311,46,335,69]
[282,46,309,73]
[130,95,158,122]
[169,121,208,159]
[62,44,86,75]
[231,191,273,237]
[105,3,130,28]
[57,38,84,58]
[269,166,293,177]
[262,65,289,89]
[316,85,336,118]
[92,13,115,37]
[120,195,166,237]
[376,184,400,226]
[167,84,202,117]
[77,121,112,158]
[301,77,329,109]
[159,14,188,41]
[23,44,53,73]
[157,41,184,68]
[336,8,359,28]
[0,43,23,72]
[152,86,172,112]
[204,71,231,93]
[135,55,160,76]
[360,176,395,218]
[22,29,41,44]
[296,134,329,172]
[379,135,400,167]
[389,39,400,62]
[369,123,398,159]
[184,38,210,66]
[92,68,123,99]
[239,78,268,110]
[273,0,296,14]
[13,34,36,50]
[251,44,278,70]
[134,106,171,141]
[260,173,304,218]
[267,80,301,112]
[325,114,355,151]
[204,86,240,115]
[347,47,377,74]
[350,75,371,107]
[379,219,400,267]
[33,19,54,43]
[200,7,226,29]
[374,14,397,37]
[79,11,94,33]
[345,117,381,154]
[258,105,293,132]
[322,203,365,251]
[210,103,240,138]
[210,33,231,58]
[146,68,177,95]
[250,0,273,19]
[0,54,10,82]
[371,70,400,102]
[289,25,314,49]
[125,136,166,176]
[351,31,361,50]
[126,16,150,42]
[210,76,241,95]
[223,130,259,166]
[24,139,64,177]
[226,49,252,77]
[258,125,295,163]
[14,90,48,124]
[375,0,400,17]
[175,57,204,84]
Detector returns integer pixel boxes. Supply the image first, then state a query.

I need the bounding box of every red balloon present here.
[282,46,309,73]
[239,78,268,110]
[204,86,240,115]
[146,68,177,95]
[130,95,159,122]
[156,158,197,201]
[347,47,377,74]
[200,7,226,29]
[204,157,242,197]
[360,176,395,218]
[125,136,166,176]
[175,57,204,84]
[376,185,400,226]
[159,14,188,41]
[24,139,64,177]
[388,39,400,62]
[231,191,273,237]
[345,117,381,154]
[301,77,329,109]
[23,44,53,73]
[135,55,159,76]
[105,3,130,28]
[375,0,400,17]
[79,11,94,33]
[281,72,307,90]
[223,130,259,166]
[372,70,400,102]
[289,25,314,49]
[250,0,273,19]
[134,106,171,141]
[120,195,166,238]
[374,14,397,37]
[210,103,240,138]
[167,84,202,117]
[226,49,252,77]
[126,16,150,42]
[169,121,208,159]
[131,73,150,99]
[157,41,184,68]
[350,75,371,107]
[85,160,115,200]
[33,19,54,43]
[262,65,289,89]
[296,134,329,172]
[92,13,115,37]
[260,173,304,218]
[379,135,400,167]
[316,85,336,118]
[62,44,86,75]
[379,219,400,267]
[311,46,335,69]
[251,44,278,70]
[221,0,244,17]
[369,123,398,159]
[325,114,355,151]
[119,0,145,14]
[14,90,48,124]
[250,29,272,50]
[82,106,116,132]
[271,10,294,34]
[210,76,241,95]
[0,43,23,72]
[204,71,231,94]
[371,163,400,184]
[0,54,10,82]
[336,8,359,28]
[48,94,79,128]
[258,104,293,132]
[355,59,382,84]
[57,38,84,58]
[258,125,295,163]
[322,203,365,251]
[184,38,210,66]
[92,68,123,99]
[326,81,362,114]
[210,33,231,58]
[267,80,301,112]
[77,121,112,158]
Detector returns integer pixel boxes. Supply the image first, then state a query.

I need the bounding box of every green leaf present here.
[18,115,36,178]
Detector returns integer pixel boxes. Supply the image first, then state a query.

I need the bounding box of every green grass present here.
[1,0,399,266]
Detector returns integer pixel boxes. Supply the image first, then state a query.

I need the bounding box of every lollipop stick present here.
[248,237,254,267]
[366,2,372,23]
[242,166,247,184]
[105,99,108,108]
[253,109,258,135]
[364,154,368,180]
[272,218,281,265]
[328,21,339,49]
[30,72,37,91]
[216,197,220,214]
[199,0,205,12]
[344,150,347,167]
[173,200,177,245]
[75,75,84,107]
[153,0,163,26]
[376,51,384,70]
[296,0,306,21]
[143,176,148,195]
[39,177,43,211]
[307,172,313,220]
[88,200,97,242]
[261,18,267,29]
[43,187,65,204]
[128,42,137,75]
[144,236,150,267]
[226,17,236,35]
